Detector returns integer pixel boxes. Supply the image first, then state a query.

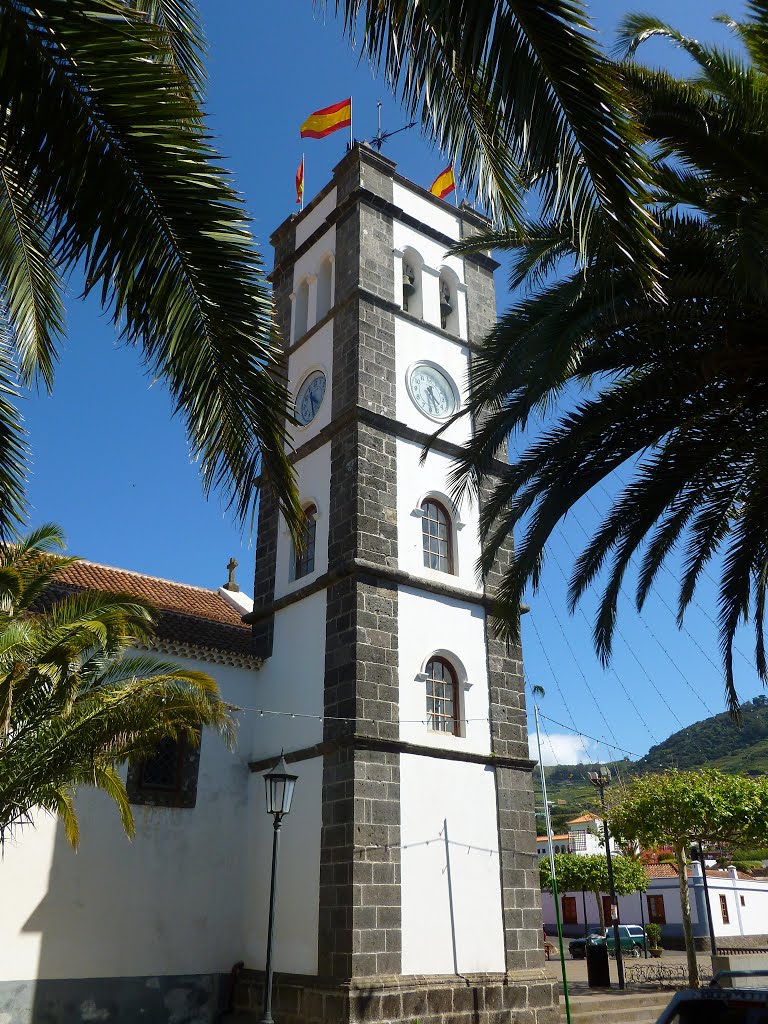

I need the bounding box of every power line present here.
[537,712,643,759]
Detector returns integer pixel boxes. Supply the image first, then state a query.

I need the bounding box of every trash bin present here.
[586,938,611,988]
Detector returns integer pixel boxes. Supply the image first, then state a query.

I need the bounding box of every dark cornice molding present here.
[249,733,535,774]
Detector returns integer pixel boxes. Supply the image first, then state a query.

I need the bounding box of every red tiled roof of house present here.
[645,863,758,881]
[567,813,599,824]
[53,560,254,658]
[537,835,570,842]
[645,863,678,878]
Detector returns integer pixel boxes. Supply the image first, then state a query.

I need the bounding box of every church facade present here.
[0,146,556,1024]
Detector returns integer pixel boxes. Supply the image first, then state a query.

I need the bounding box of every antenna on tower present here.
[370,99,416,152]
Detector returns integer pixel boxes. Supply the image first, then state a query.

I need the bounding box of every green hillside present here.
[537,695,768,834]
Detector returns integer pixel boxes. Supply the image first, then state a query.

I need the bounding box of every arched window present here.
[425,656,459,735]
[316,255,334,321]
[421,499,453,574]
[401,247,423,320]
[438,268,460,335]
[293,504,317,580]
[293,278,310,341]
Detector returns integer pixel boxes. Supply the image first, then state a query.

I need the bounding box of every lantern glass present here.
[264,755,298,816]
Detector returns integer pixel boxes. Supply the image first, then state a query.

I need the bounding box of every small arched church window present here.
[439,268,460,335]
[293,504,317,580]
[316,256,333,321]
[402,248,424,319]
[421,498,453,574]
[425,656,459,735]
[294,278,310,341]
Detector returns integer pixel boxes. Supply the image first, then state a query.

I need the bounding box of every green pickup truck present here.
[569,925,647,959]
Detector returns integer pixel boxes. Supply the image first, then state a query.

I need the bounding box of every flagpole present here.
[301,152,305,212]
[349,96,353,150]
[453,166,459,208]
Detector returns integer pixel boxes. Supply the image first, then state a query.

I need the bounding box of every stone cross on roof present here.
[223,557,240,592]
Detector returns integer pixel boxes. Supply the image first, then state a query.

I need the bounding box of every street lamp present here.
[260,754,298,1024]
[588,768,625,990]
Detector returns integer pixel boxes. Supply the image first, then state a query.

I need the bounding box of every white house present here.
[0,146,556,1024]
[537,811,621,860]
[540,861,768,946]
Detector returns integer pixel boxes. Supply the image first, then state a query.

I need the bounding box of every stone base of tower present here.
[233,969,558,1023]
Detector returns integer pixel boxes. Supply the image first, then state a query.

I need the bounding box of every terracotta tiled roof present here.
[52,560,254,658]
[537,835,570,842]
[567,813,599,824]
[645,864,678,878]
[645,864,759,881]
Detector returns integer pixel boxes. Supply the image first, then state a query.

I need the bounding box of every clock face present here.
[407,363,457,420]
[295,370,326,426]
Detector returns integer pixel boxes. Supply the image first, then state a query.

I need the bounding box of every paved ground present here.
[542,949,711,988]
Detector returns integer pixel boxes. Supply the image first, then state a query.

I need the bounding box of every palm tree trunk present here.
[594,890,606,931]
[675,841,699,987]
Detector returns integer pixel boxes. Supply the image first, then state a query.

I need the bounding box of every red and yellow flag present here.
[296,156,305,205]
[430,165,456,200]
[300,98,352,139]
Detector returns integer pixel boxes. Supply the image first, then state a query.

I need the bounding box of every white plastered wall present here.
[295,188,337,249]
[245,594,326,974]
[291,228,337,342]
[400,755,505,974]
[393,182,461,242]
[273,443,331,602]
[0,654,259,983]
[396,439,481,594]
[398,585,491,754]
[287,320,334,450]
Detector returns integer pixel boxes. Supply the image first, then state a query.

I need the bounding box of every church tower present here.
[244,144,557,1024]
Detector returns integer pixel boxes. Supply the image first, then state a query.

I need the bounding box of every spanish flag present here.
[296,156,305,206]
[430,165,456,200]
[300,98,352,140]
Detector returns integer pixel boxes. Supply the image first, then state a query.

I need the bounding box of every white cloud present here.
[528,732,597,766]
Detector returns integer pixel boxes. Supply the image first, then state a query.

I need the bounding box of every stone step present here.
[563,991,673,1024]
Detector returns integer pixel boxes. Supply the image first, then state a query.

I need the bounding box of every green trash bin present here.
[586,937,610,988]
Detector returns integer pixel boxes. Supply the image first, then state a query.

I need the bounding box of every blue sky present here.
[22,0,757,763]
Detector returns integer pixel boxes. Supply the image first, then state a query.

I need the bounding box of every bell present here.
[403,263,416,296]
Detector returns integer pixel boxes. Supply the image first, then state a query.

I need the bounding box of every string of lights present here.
[356,825,499,857]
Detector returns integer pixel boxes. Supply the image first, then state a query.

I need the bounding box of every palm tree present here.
[0,0,300,538]
[331,0,661,294]
[0,524,234,846]
[449,7,768,713]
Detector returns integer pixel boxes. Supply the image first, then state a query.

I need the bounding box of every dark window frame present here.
[126,731,202,809]
[421,498,454,575]
[719,893,730,924]
[562,896,578,924]
[647,894,666,925]
[293,504,317,581]
[424,656,460,736]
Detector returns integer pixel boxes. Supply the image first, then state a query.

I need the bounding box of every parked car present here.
[569,925,647,959]
[654,972,768,1022]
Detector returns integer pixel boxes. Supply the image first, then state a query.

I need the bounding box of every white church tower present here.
[242,144,557,1023]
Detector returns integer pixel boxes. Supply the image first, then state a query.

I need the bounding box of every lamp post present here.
[588,768,625,990]
[260,754,298,1024]
[693,841,717,956]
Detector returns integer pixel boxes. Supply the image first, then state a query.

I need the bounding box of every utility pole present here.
[588,768,625,990]
[535,704,572,1024]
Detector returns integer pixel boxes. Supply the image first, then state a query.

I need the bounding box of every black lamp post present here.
[588,768,625,990]
[260,754,298,1024]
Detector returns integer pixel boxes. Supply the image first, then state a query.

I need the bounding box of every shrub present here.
[646,923,662,948]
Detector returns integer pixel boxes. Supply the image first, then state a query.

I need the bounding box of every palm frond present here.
[0,0,301,534]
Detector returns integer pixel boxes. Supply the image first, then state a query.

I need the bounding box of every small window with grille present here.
[421,499,453,574]
[293,504,317,581]
[127,732,201,809]
[425,656,459,735]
